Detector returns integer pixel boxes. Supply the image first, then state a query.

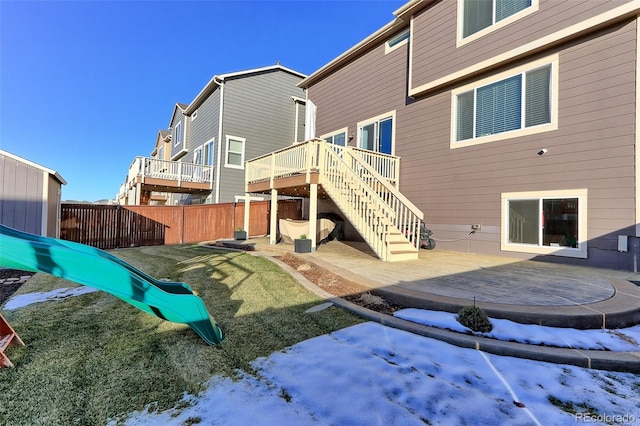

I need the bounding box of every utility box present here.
[618,235,628,252]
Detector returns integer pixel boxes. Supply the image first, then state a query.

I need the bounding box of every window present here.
[461,0,534,40]
[357,111,395,155]
[194,140,214,166]
[385,29,410,54]
[452,55,557,147]
[157,146,163,161]
[321,128,348,147]
[501,189,587,258]
[225,135,245,168]
[173,122,182,147]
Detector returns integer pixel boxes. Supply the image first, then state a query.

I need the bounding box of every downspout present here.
[215,76,225,204]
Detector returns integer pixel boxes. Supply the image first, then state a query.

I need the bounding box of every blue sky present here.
[1,0,405,202]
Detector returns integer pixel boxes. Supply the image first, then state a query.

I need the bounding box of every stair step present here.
[388,250,420,262]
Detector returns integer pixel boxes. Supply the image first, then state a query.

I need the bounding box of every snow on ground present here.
[116,322,639,426]
[5,291,640,425]
[394,308,640,352]
[2,286,98,310]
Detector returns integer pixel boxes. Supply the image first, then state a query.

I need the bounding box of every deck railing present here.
[246,139,422,260]
[127,157,214,186]
[246,141,399,185]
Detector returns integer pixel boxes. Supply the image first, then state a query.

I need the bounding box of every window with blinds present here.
[455,64,551,142]
[462,0,533,39]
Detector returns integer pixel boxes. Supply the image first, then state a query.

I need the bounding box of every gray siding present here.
[188,89,220,157]
[1,153,45,235]
[46,175,61,237]
[308,2,638,268]
[218,69,305,202]
[169,108,187,160]
[187,88,220,202]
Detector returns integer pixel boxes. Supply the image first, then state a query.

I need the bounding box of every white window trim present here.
[385,29,410,54]
[320,127,349,145]
[173,122,183,147]
[193,146,202,164]
[224,135,246,169]
[194,139,215,165]
[457,0,539,48]
[501,189,588,259]
[204,139,214,166]
[356,110,397,155]
[450,54,558,149]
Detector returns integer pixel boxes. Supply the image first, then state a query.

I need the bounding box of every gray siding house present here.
[246,0,640,269]
[119,64,306,205]
[0,149,66,237]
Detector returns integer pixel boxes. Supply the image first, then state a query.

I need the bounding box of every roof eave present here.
[185,64,307,114]
[298,0,433,89]
[0,149,67,185]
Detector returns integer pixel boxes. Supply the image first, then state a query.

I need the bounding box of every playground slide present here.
[0,225,223,345]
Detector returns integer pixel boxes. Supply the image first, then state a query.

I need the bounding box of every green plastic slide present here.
[0,224,223,345]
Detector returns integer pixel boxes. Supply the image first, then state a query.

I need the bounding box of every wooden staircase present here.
[246,139,424,262]
[317,143,422,262]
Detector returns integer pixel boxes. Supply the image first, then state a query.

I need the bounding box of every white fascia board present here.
[0,149,67,185]
[217,64,307,81]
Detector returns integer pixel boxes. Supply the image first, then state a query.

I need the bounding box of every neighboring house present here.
[118,64,306,205]
[0,149,66,237]
[246,0,640,269]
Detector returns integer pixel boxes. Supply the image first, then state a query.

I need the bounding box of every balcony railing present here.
[127,156,214,186]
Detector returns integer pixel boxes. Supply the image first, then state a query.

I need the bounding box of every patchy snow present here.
[114,322,640,426]
[394,308,640,352]
[6,290,639,425]
[3,286,98,310]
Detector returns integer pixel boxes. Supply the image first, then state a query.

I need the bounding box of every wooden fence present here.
[61,200,302,249]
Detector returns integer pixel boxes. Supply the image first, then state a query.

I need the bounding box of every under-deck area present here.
[243,139,424,262]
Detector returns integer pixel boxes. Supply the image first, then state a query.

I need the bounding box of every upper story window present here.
[173,122,183,147]
[385,29,410,54]
[194,140,214,166]
[225,135,245,169]
[452,55,557,148]
[459,0,537,45]
[157,146,163,160]
[321,128,348,147]
[358,111,396,155]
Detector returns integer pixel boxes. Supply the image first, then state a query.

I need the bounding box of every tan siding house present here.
[298,0,640,270]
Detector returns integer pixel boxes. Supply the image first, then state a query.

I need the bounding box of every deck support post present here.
[135,183,142,205]
[244,193,250,237]
[270,188,278,245]
[309,183,318,251]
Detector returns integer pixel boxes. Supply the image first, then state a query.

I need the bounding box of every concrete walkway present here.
[212,237,640,371]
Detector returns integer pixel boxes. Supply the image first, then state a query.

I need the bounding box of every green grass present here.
[0,245,363,425]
